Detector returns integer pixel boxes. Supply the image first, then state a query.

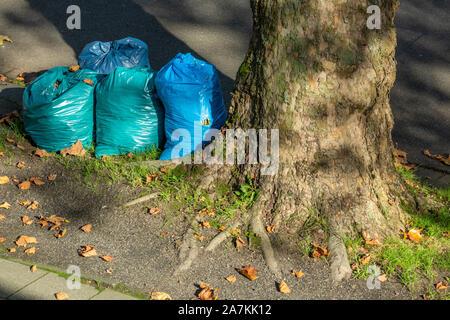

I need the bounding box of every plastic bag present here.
[78,37,150,75]
[155,53,227,160]
[95,66,164,158]
[22,66,101,152]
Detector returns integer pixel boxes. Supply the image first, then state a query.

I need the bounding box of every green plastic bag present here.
[23,66,101,152]
[95,66,164,158]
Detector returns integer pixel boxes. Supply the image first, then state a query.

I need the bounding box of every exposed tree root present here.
[123,192,159,207]
[205,221,241,252]
[328,233,352,283]
[173,215,202,276]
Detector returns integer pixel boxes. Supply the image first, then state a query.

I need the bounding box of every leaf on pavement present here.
[100,255,114,262]
[55,292,69,300]
[24,247,36,255]
[237,265,259,281]
[80,224,92,233]
[150,292,172,300]
[22,216,33,225]
[278,280,291,294]
[16,161,25,169]
[47,174,57,181]
[312,244,330,258]
[18,180,31,190]
[54,228,67,239]
[19,200,31,206]
[60,141,86,157]
[27,201,39,210]
[30,177,45,186]
[0,35,13,46]
[0,176,10,184]
[79,245,97,257]
[148,207,160,215]
[15,235,38,247]
[291,269,304,278]
[198,283,219,300]
[30,265,37,272]
[0,202,11,209]
[0,214,5,221]
[0,237,6,243]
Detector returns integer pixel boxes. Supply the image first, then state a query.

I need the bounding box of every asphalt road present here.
[0,0,448,185]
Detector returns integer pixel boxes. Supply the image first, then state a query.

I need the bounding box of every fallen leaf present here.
[148,207,160,215]
[0,74,7,82]
[198,208,215,216]
[126,152,133,158]
[47,174,57,181]
[235,236,245,248]
[198,283,218,300]
[151,292,172,300]
[19,200,31,206]
[60,141,86,157]
[30,265,37,272]
[30,177,45,186]
[218,226,226,231]
[80,224,92,233]
[15,235,38,247]
[0,214,5,220]
[388,199,394,206]
[225,275,236,283]
[16,144,25,151]
[360,254,371,265]
[34,148,50,158]
[378,274,388,282]
[100,255,114,262]
[198,235,206,241]
[8,248,16,253]
[0,176,10,184]
[27,201,39,210]
[278,280,291,294]
[0,202,11,209]
[266,224,274,233]
[106,268,113,274]
[393,148,408,164]
[83,78,94,85]
[145,173,159,184]
[54,228,67,239]
[436,281,448,290]
[69,65,80,72]
[0,237,6,243]
[55,292,69,300]
[230,228,241,236]
[36,220,48,228]
[237,265,259,281]
[22,216,33,225]
[365,239,382,246]
[312,244,330,258]
[5,137,15,144]
[200,221,211,229]
[291,269,304,278]
[101,155,109,160]
[18,181,31,190]
[407,228,422,244]
[79,245,97,257]
[24,247,36,255]
[351,263,359,271]
[0,35,13,46]
[16,161,25,168]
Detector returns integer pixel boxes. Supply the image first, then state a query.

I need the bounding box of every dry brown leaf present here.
[22,216,33,226]
[0,237,6,243]
[436,281,448,290]
[19,200,31,206]
[0,152,4,157]
[79,245,97,257]
[60,141,87,157]
[18,180,31,190]
[47,174,57,181]
[0,176,10,184]
[100,255,114,262]
[36,220,48,229]
[312,244,329,258]
[15,235,38,247]
[151,292,172,300]
[83,78,94,85]
[30,265,37,272]
[393,148,408,164]
[34,148,50,158]
[198,208,215,216]
[8,248,16,253]
[106,268,113,274]
[30,177,45,186]
[235,236,245,248]
[278,280,291,294]
[25,247,36,255]
[126,152,134,158]
[145,173,159,184]
[365,239,382,246]
[16,144,25,151]
[0,214,5,220]
[69,65,80,72]
[6,137,15,144]
[160,232,168,236]
[378,274,388,282]
[148,207,160,215]
[54,228,67,239]
[230,228,241,236]
[80,224,92,233]
[407,228,422,244]
[360,254,371,265]
[0,202,11,209]
[266,224,274,233]
[16,161,25,168]
[218,226,226,231]
[351,263,359,271]
[55,292,69,300]
[0,74,7,81]
[27,201,39,210]
[200,221,211,229]
[237,265,259,281]
[291,269,304,278]
[225,275,236,283]
[198,283,218,300]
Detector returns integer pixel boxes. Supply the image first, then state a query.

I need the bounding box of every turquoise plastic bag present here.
[155,53,227,160]
[22,66,101,152]
[95,66,164,158]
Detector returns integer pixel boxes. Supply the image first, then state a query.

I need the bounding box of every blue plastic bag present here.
[22,66,101,152]
[78,37,150,75]
[155,53,227,160]
[95,66,164,158]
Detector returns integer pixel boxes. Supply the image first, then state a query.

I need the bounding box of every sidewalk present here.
[0,257,139,300]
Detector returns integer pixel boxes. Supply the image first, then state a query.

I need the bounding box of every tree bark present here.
[222,0,413,280]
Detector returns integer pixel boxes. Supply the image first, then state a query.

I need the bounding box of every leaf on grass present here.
[378,274,388,282]
[406,228,422,244]
[18,181,31,190]
[311,244,329,258]
[80,224,92,233]
[225,275,236,283]
[30,177,45,186]
[47,174,57,181]
[198,283,219,300]
[22,216,33,225]
[79,245,97,257]
[291,269,304,278]
[198,208,215,216]
[55,292,69,300]
[436,281,448,290]
[0,176,10,184]
[126,152,133,158]
[100,255,114,262]
[278,280,291,294]
[148,207,160,215]
[24,247,36,255]
[360,254,371,265]
[34,148,50,158]
[15,235,38,247]
[237,265,259,281]
[200,221,211,229]
[0,202,11,209]
[218,226,226,232]
[151,292,171,300]
[365,239,382,246]
[393,148,408,164]
[27,201,39,210]
[145,173,159,184]
[60,141,87,157]
[230,228,241,236]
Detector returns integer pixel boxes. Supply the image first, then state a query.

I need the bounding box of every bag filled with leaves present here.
[155,53,227,160]
[78,37,150,75]
[95,66,164,158]
[22,66,102,152]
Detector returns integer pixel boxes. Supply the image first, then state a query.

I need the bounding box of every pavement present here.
[0,257,138,300]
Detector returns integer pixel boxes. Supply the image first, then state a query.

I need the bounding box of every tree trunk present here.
[223,0,412,281]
